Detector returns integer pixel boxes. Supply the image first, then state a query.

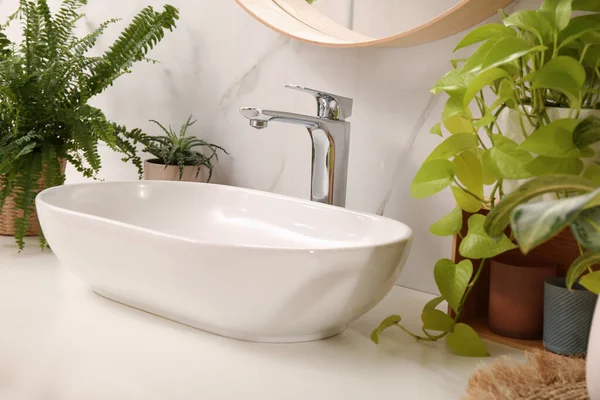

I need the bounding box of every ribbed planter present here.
[144,159,206,182]
[0,159,67,236]
[588,301,600,400]
[543,277,598,356]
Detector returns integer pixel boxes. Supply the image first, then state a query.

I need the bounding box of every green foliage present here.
[511,188,600,253]
[459,214,518,259]
[434,259,473,312]
[0,0,179,250]
[446,324,490,357]
[140,116,228,182]
[486,175,600,295]
[430,207,463,236]
[375,0,600,356]
[370,315,401,344]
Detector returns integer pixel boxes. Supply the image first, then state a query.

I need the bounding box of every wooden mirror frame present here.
[236,0,515,48]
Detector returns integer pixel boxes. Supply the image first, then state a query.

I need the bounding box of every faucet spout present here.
[240,107,320,130]
[239,87,352,208]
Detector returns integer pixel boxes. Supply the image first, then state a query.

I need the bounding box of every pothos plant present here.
[372,0,600,357]
[0,0,179,250]
[485,174,600,296]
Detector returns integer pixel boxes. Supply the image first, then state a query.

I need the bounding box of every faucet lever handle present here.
[284,84,353,121]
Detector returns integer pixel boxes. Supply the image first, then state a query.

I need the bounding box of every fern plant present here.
[140,116,228,182]
[0,0,179,250]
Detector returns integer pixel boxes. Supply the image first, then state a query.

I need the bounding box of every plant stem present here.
[477,134,489,150]
[454,179,489,204]
[489,179,503,208]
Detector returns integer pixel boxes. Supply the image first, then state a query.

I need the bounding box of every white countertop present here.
[0,237,523,400]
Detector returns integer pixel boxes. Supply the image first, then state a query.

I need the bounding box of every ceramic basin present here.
[36,181,413,343]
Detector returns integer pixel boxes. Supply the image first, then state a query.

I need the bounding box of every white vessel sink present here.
[36,182,412,343]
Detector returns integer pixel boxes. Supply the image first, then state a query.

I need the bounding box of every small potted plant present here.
[484,174,600,397]
[372,0,600,356]
[141,116,228,182]
[0,0,179,250]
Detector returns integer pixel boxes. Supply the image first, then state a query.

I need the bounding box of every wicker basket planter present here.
[0,159,67,237]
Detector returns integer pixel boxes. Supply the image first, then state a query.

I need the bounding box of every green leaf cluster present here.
[0,0,179,249]
[486,174,600,294]
[375,0,600,357]
[140,116,228,182]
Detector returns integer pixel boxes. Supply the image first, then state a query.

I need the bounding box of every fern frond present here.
[12,152,42,250]
[0,1,179,248]
[0,171,16,211]
[37,0,57,61]
[53,0,86,47]
[87,5,179,96]
[41,145,64,188]
[64,152,94,178]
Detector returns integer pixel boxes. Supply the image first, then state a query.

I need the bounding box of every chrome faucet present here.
[240,85,353,208]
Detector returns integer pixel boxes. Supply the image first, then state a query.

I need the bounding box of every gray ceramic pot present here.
[543,277,598,356]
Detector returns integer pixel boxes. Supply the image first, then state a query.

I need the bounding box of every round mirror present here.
[236,0,515,48]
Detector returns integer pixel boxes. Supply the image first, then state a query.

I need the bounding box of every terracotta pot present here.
[588,300,600,400]
[144,159,206,182]
[0,158,67,236]
[488,256,558,340]
[544,277,597,356]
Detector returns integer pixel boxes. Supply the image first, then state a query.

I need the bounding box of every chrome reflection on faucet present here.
[240,85,353,208]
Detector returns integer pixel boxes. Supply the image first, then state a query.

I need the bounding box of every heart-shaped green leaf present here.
[411,159,455,199]
[491,79,517,110]
[463,68,510,108]
[452,186,482,213]
[430,207,463,237]
[485,175,598,237]
[566,251,600,290]
[503,10,554,44]
[463,39,502,74]
[460,214,518,259]
[446,323,490,357]
[422,309,455,333]
[573,116,600,149]
[431,68,467,96]
[481,38,546,72]
[454,24,517,51]
[424,296,446,311]
[525,156,583,176]
[430,122,443,137]
[519,118,580,158]
[571,207,600,251]
[541,0,574,32]
[478,149,499,185]
[529,57,586,108]
[453,150,483,198]
[483,135,533,179]
[511,188,600,253]
[371,315,402,344]
[444,112,474,135]
[426,133,479,162]
[559,14,600,49]
[434,259,473,312]
[580,271,600,294]
[474,114,497,129]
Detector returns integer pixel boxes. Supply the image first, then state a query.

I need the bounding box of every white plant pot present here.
[589,300,600,400]
[144,160,206,182]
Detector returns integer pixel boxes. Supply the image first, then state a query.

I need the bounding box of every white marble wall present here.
[1,0,540,293]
